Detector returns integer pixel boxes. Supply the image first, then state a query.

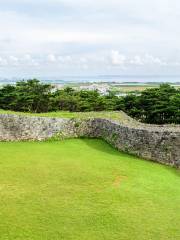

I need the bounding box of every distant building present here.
[79,84,110,95]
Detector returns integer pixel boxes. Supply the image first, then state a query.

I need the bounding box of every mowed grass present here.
[0,139,179,240]
[0,110,141,127]
[0,109,130,121]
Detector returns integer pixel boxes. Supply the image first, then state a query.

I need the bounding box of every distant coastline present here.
[0,75,180,85]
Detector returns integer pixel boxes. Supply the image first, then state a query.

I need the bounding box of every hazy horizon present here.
[1,75,180,84]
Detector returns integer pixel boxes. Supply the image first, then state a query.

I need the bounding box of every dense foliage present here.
[0,79,179,124]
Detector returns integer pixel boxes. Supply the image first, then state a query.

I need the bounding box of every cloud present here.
[144,54,167,66]
[173,62,180,66]
[110,51,126,66]
[129,54,168,66]
[23,54,32,61]
[0,57,8,66]
[27,29,112,44]
[47,54,56,62]
[130,56,144,66]
[9,56,19,65]
[0,1,180,76]
[22,54,39,66]
[109,52,169,67]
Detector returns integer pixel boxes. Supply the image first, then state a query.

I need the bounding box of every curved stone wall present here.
[0,114,179,167]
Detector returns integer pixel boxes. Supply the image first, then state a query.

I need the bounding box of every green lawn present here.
[0,109,125,120]
[0,139,179,240]
[0,110,138,125]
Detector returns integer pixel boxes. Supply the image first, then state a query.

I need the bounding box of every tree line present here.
[0,79,179,124]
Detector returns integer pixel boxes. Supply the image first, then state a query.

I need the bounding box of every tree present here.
[0,79,53,112]
[0,81,179,124]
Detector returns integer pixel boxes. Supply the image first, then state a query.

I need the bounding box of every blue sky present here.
[0,0,180,78]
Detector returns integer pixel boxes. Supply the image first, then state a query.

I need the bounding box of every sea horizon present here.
[0,75,180,85]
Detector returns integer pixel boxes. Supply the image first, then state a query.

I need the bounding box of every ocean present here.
[0,75,180,85]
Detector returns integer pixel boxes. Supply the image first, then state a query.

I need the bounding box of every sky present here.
[0,0,180,79]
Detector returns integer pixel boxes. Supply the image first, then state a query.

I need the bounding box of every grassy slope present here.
[0,110,137,125]
[0,109,126,119]
[0,139,179,240]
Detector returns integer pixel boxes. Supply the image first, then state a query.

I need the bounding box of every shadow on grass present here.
[79,138,180,177]
[79,137,122,157]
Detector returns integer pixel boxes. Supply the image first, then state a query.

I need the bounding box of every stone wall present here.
[0,114,179,167]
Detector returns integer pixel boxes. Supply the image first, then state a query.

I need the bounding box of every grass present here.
[0,139,179,240]
[111,85,158,92]
[109,85,180,96]
[0,110,137,125]
[111,84,180,93]
[0,109,125,120]
[1,109,179,130]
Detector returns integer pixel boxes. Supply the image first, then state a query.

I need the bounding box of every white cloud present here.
[129,54,168,66]
[57,55,72,64]
[47,54,56,62]
[110,51,126,66]
[130,56,144,66]
[172,62,180,66]
[0,57,8,66]
[9,56,19,65]
[23,54,32,61]
[22,54,39,66]
[144,54,167,66]
[9,56,18,61]
[27,29,112,44]
[0,1,180,76]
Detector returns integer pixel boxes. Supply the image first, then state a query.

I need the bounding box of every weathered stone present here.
[0,114,179,167]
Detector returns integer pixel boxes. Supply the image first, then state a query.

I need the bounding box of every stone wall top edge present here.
[0,113,180,133]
